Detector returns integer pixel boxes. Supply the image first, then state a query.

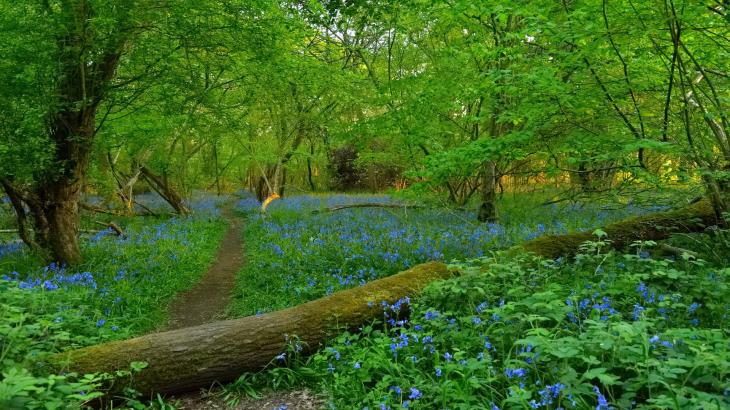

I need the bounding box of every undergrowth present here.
[234,240,729,409]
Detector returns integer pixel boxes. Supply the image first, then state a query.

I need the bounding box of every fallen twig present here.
[93,221,126,238]
[312,203,425,213]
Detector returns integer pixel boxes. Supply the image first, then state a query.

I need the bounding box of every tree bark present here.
[51,262,454,397]
[477,161,498,223]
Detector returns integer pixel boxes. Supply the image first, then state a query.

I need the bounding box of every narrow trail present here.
[168,205,323,409]
[167,206,243,329]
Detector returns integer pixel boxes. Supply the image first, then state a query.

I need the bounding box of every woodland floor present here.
[175,389,323,410]
[166,206,322,409]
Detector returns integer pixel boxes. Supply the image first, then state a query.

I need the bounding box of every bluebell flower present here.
[42,280,58,291]
[408,388,422,400]
[424,310,439,320]
[593,386,611,409]
[505,368,527,379]
[632,304,645,321]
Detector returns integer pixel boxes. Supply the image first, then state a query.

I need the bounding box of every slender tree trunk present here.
[0,178,38,250]
[307,140,316,191]
[477,161,498,223]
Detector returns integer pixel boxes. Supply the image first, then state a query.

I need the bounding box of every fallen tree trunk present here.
[51,262,453,396]
[50,199,719,398]
[139,165,191,216]
[520,200,718,258]
[0,229,103,235]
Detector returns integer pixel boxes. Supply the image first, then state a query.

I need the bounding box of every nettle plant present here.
[309,238,730,409]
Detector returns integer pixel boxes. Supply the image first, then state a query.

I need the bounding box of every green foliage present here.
[306,249,730,409]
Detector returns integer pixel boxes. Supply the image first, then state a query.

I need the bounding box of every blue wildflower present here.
[408,388,422,400]
[593,386,611,409]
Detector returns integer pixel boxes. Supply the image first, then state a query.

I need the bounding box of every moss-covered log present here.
[50,262,453,396]
[521,200,718,259]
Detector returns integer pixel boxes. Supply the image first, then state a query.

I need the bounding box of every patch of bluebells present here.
[232,194,660,314]
[0,241,24,259]
[1,200,226,341]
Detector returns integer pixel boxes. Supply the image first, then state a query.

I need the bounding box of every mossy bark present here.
[521,200,718,259]
[49,262,453,397]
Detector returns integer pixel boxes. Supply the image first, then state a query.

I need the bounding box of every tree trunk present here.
[307,140,316,191]
[40,186,84,265]
[51,262,453,397]
[255,164,279,202]
[477,161,498,223]
[0,178,38,250]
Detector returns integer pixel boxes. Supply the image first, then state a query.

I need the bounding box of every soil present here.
[166,206,243,329]
[174,389,324,410]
